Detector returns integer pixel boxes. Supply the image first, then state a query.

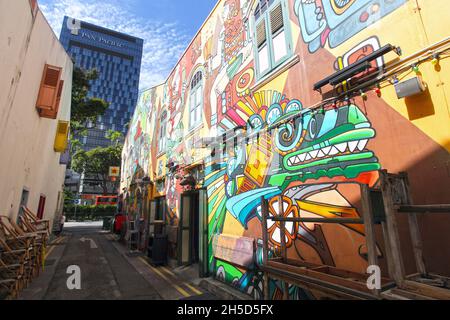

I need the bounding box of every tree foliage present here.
[106,129,124,146]
[71,131,124,194]
[63,189,77,206]
[70,67,109,137]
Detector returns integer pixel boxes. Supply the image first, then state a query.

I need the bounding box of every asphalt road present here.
[18,222,216,300]
[42,224,162,300]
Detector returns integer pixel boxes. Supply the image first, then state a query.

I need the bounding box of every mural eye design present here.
[267,197,299,248]
[308,117,319,140]
[285,99,303,114]
[227,157,238,176]
[274,117,303,153]
[236,68,254,96]
[266,104,283,126]
[248,114,264,132]
[333,0,355,10]
[216,266,226,282]
[226,181,235,197]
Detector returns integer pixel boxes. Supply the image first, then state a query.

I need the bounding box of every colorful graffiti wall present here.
[122,0,450,299]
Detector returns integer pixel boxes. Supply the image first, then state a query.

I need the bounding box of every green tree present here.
[106,129,124,146]
[70,67,109,137]
[63,189,77,206]
[71,131,124,194]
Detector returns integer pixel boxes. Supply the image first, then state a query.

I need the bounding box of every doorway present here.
[178,189,209,277]
[179,191,199,265]
[149,196,166,236]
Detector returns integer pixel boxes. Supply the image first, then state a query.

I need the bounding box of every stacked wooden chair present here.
[0,206,50,299]
[19,206,50,268]
[0,217,35,299]
[0,237,30,300]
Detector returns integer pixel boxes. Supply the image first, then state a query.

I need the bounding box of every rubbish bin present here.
[102,217,112,230]
[147,234,168,266]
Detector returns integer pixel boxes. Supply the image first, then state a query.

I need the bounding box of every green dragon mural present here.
[205,89,381,297]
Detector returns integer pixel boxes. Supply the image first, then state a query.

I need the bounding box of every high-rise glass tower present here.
[60,16,143,150]
[60,16,143,197]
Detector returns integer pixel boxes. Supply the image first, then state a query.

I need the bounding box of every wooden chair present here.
[19,207,50,265]
[0,278,18,300]
[21,206,50,234]
[0,238,29,299]
[0,216,40,280]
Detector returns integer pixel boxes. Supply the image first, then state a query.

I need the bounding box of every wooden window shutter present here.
[36,64,62,118]
[54,120,70,152]
[40,80,64,119]
[55,80,64,115]
[270,3,284,35]
[256,20,267,48]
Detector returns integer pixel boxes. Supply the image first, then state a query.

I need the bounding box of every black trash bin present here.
[148,234,168,266]
[102,217,112,230]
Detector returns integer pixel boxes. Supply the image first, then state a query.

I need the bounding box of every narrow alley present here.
[1,0,450,305]
[19,223,215,301]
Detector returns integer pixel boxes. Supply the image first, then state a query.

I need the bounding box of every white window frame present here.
[158,112,167,153]
[253,0,293,80]
[189,71,203,130]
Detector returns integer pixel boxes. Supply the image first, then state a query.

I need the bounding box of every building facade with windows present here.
[0,0,73,231]
[60,16,143,147]
[59,16,143,197]
[121,0,450,299]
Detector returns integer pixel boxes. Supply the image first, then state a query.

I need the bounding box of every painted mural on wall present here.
[294,0,407,53]
[121,88,157,217]
[121,0,450,298]
[205,84,382,297]
[122,90,153,181]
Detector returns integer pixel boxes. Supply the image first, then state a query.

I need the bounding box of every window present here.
[189,71,203,130]
[253,0,292,79]
[158,111,167,153]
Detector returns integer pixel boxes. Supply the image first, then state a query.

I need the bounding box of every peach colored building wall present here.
[0,0,73,230]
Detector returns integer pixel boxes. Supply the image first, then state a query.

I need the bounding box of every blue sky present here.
[39,0,217,90]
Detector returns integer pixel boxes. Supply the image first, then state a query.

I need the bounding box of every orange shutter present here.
[36,64,62,118]
[40,80,64,119]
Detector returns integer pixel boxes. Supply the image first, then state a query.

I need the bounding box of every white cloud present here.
[39,0,191,90]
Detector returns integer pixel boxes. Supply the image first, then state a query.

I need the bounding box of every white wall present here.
[0,0,73,229]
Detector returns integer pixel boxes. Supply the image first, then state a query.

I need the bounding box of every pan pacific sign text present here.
[79,32,124,48]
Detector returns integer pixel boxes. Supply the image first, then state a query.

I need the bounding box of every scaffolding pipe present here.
[269,217,364,224]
